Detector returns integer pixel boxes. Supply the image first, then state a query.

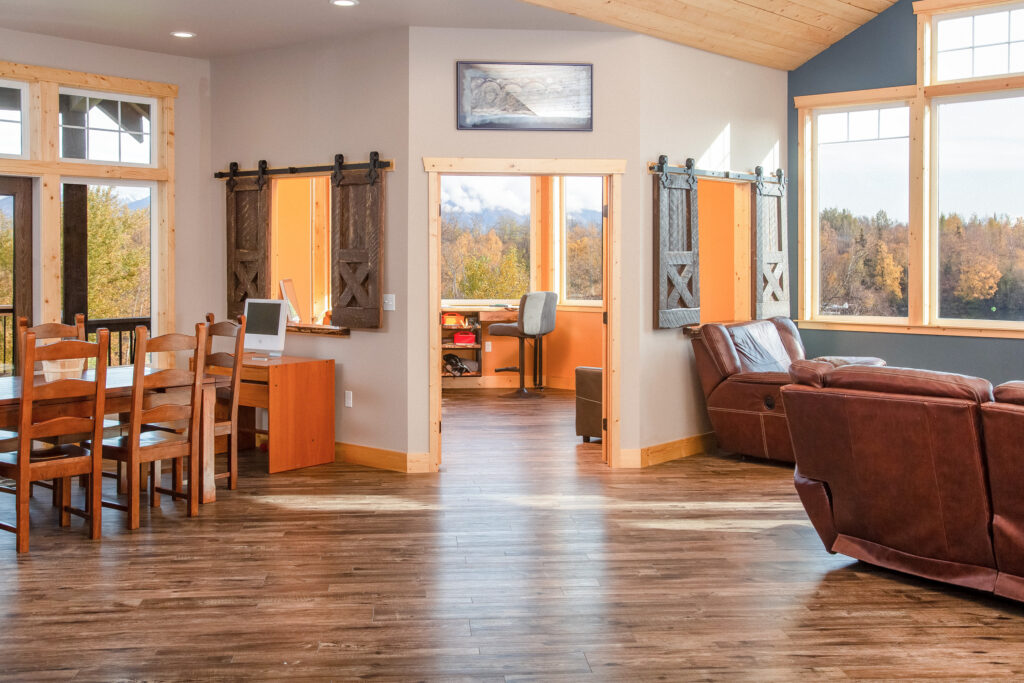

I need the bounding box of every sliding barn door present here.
[225,176,271,318]
[751,168,789,319]
[653,159,700,328]
[330,169,384,329]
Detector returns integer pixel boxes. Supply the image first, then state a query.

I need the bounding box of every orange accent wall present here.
[271,176,331,324]
[540,309,603,387]
[697,179,751,324]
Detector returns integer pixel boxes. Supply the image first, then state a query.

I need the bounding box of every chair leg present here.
[172,458,183,495]
[51,480,59,508]
[149,461,161,507]
[228,433,238,490]
[126,458,140,530]
[116,461,127,495]
[89,460,102,540]
[16,480,29,553]
[186,450,198,518]
[78,474,87,489]
[59,477,71,527]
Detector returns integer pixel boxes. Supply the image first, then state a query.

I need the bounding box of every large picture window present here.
[815,106,910,318]
[561,176,604,304]
[935,93,1024,322]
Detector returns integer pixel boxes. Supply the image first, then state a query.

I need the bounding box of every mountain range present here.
[443,205,602,230]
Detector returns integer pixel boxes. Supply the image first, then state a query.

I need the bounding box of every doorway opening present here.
[425,158,625,470]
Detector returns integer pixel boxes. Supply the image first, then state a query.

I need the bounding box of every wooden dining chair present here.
[98,324,207,530]
[0,329,108,553]
[204,313,246,490]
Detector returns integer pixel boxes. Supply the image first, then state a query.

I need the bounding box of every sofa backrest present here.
[691,317,805,397]
[782,363,996,572]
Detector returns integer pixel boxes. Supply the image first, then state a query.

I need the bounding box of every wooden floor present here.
[1,389,1024,680]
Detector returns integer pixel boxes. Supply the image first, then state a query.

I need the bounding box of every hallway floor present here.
[0,389,1023,680]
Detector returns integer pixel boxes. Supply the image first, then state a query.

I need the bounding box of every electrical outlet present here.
[484,341,492,352]
[382,293,396,311]
[344,390,353,408]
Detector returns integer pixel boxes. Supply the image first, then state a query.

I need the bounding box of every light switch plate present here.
[485,341,492,352]
[382,294,396,311]
[344,390,353,408]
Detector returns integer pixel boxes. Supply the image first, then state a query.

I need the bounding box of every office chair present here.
[491,291,557,398]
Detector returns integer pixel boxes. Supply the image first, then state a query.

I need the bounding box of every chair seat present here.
[0,443,92,479]
[98,430,189,461]
[488,322,524,338]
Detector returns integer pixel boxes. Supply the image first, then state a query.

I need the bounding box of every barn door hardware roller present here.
[214,153,392,181]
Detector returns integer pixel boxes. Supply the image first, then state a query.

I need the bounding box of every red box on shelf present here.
[452,331,476,345]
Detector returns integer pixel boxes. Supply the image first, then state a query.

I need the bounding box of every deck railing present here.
[85,317,151,368]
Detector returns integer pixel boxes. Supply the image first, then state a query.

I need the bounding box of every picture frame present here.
[456,61,593,131]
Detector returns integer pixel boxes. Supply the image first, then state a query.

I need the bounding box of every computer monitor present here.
[243,298,288,357]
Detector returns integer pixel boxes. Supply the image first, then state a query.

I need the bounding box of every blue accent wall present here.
[786,0,1024,384]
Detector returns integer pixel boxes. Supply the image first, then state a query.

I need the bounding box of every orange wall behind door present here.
[697,179,750,324]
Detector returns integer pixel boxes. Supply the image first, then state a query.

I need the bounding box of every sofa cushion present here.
[788,359,833,388]
[994,381,1024,406]
[825,365,994,403]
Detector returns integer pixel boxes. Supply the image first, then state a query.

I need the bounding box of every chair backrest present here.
[782,362,996,571]
[127,324,208,446]
[17,329,109,461]
[204,313,246,420]
[517,292,557,336]
[692,316,805,397]
[16,314,86,376]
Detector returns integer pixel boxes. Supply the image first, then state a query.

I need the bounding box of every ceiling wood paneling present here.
[518,0,899,70]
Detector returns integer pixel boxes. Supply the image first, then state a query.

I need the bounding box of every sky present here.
[441,175,603,217]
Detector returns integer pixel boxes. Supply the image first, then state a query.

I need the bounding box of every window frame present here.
[930,1,1024,85]
[0,78,30,160]
[795,0,1024,338]
[58,86,158,168]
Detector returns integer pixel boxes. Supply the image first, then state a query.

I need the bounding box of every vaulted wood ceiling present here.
[519,0,899,70]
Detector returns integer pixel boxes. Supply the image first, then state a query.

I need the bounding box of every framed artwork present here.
[456,61,593,131]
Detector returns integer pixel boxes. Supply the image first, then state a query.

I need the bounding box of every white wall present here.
[0,27,213,334]
[210,29,411,452]
[406,28,788,451]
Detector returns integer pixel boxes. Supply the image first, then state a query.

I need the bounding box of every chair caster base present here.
[501,388,544,399]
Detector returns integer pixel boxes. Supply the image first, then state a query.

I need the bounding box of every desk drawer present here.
[239,381,269,409]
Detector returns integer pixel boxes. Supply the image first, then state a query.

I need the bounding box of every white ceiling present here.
[0,0,617,59]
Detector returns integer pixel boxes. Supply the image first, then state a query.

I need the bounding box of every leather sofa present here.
[691,317,884,462]
[784,361,1024,603]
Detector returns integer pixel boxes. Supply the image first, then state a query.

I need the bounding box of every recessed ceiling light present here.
[171,31,196,39]
[329,0,359,6]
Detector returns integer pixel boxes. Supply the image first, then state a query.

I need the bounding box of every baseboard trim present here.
[640,432,717,468]
[336,443,436,473]
[442,375,519,389]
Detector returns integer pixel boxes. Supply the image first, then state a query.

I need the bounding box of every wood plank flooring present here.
[1,388,1024,680]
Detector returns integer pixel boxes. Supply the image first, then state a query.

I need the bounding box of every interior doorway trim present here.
[424,157,626,470]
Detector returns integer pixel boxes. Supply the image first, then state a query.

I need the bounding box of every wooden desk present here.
[0,367,228,505]
[208,353,335,478]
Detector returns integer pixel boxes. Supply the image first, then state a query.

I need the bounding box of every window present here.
[0,80,27,157]
[59,89,154,165]
[934,5,1024,81]
[935,93,1024,322]
[560,176,604,304]
[441,175,533,302]
[815,106,910,318]
[61,183,153,321]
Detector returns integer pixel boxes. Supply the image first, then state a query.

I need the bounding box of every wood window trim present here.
[0,60,176,335]
[425,157,626,470]
[797,0,1024,339]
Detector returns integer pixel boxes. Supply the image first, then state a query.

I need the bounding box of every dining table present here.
[0,365,229,504]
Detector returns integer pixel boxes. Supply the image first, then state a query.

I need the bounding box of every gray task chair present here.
[491,291,558,398]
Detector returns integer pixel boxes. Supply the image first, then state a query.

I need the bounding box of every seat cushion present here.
[489,322,523,338]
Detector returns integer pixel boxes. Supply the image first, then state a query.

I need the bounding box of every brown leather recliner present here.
[691,317,884,462]
[783,362,999,594]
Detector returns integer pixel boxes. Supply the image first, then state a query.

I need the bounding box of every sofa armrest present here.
[813,355,886,368]
[730,371,791,385]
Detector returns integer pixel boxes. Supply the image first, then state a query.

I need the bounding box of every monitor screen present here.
[246,300,284,336]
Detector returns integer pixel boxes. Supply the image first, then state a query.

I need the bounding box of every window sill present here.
[558,304,604,313]
[286,323,350,337]
[797,319,1024,340]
